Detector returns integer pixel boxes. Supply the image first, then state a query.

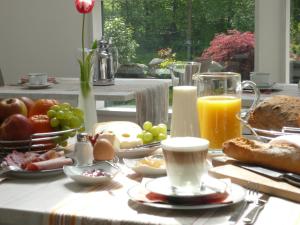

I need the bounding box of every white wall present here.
[0,0,97,84]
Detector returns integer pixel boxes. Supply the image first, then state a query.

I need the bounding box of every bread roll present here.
[248,95,300,131]
[93,139,115,161]
[222,137,300,174]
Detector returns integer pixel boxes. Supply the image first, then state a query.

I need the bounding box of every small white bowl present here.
[123,154,166,176]
[63,161,119,185]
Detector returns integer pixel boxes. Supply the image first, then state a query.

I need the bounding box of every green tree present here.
[104,17,139,64]
[103,0,254,64]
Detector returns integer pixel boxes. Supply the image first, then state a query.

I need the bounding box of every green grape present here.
[149,126,160,137]
[47,103,86,147]
[61,132,70,140]
[62,125,71,131]
[143,131,153,143]
[143,121,152,131]
[69,116,81,128]
[64,111,73,120]
[56,110,65,119]
[47,109,56,118]
[157,133,167,141]
[69,131,76,137]
[73,108,84,118]
[50,105,60,111]
[50,117,60,127]
[158,123,167,134]
[137,133,143,139]
[60,102,71,110]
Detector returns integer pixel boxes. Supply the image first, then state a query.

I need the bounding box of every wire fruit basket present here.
[0,128,79,159]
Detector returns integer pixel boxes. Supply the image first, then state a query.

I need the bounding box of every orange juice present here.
[197,96,241,149]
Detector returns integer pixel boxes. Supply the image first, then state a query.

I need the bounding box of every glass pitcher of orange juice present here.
[193,72,260,150]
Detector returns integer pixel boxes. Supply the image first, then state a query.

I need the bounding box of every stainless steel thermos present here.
[93,37,118,86]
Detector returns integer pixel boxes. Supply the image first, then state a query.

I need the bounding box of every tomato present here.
[29,99,59,117]
[29,114,53,133]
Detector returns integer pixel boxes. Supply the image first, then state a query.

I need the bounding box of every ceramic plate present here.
[123,154,166,176]
[63,161,120,185]
[115,146,160,159]
[127,182,246,210]
[6,167,63,178]
[23,82,52,89]
[145,176,228,197]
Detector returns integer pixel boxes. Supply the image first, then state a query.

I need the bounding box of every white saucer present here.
[127,182,246,210]
[23,82,52,89]
[145,176,228,197]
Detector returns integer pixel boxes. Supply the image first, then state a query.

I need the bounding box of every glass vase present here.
[78,81,97,134]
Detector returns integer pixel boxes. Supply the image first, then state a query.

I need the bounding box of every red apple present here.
[18,96,35,114]
[0,114,33,141]
[0,98,27,123]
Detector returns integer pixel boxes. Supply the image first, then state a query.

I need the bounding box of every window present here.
[102,0,255,81]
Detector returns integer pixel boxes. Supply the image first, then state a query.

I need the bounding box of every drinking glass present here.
[169,62,201,86]
[161,137,209,193]
[170,86,199,137]
[193,72,260,150]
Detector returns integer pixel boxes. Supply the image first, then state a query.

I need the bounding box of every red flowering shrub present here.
[199,30,255,79]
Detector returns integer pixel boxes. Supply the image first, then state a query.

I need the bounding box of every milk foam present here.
[161,137,209,152]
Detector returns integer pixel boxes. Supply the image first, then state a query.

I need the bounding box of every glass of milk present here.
[170,86,199,137]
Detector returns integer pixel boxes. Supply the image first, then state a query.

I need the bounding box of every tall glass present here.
[169,62,201,86]
[193,72,260,150]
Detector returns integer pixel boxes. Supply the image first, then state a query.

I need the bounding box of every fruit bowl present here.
[0,128,79,159]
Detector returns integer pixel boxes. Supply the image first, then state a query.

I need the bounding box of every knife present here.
[237,163,300,187]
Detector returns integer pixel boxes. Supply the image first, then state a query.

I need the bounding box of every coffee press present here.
[93,37,118,86]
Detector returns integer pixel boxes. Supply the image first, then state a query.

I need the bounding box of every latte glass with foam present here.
[161,137,209,192]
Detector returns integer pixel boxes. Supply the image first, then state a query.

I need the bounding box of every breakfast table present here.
[0,156,300,225]
[1,82,300,225]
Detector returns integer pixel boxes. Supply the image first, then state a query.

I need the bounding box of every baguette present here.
[222,137,300,174]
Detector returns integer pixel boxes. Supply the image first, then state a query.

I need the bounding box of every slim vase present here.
[78,81,97,134]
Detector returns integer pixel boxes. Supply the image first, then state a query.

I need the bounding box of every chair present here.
[0,68,4,86]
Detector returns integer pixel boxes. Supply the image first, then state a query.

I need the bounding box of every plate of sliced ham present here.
[0,149,73,178]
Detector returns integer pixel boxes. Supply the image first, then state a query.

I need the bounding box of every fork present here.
[243,193,269,224]
[228,186,257,224]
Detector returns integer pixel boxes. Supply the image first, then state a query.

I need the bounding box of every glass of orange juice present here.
[193,72,260,150]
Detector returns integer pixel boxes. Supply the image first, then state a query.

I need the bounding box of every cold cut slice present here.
[25,157,73,171]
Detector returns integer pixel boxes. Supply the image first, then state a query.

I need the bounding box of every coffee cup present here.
[161,137,209,193]
[28,73,48,86]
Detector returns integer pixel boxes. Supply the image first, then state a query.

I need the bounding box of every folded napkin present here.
[136,82,169,126]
